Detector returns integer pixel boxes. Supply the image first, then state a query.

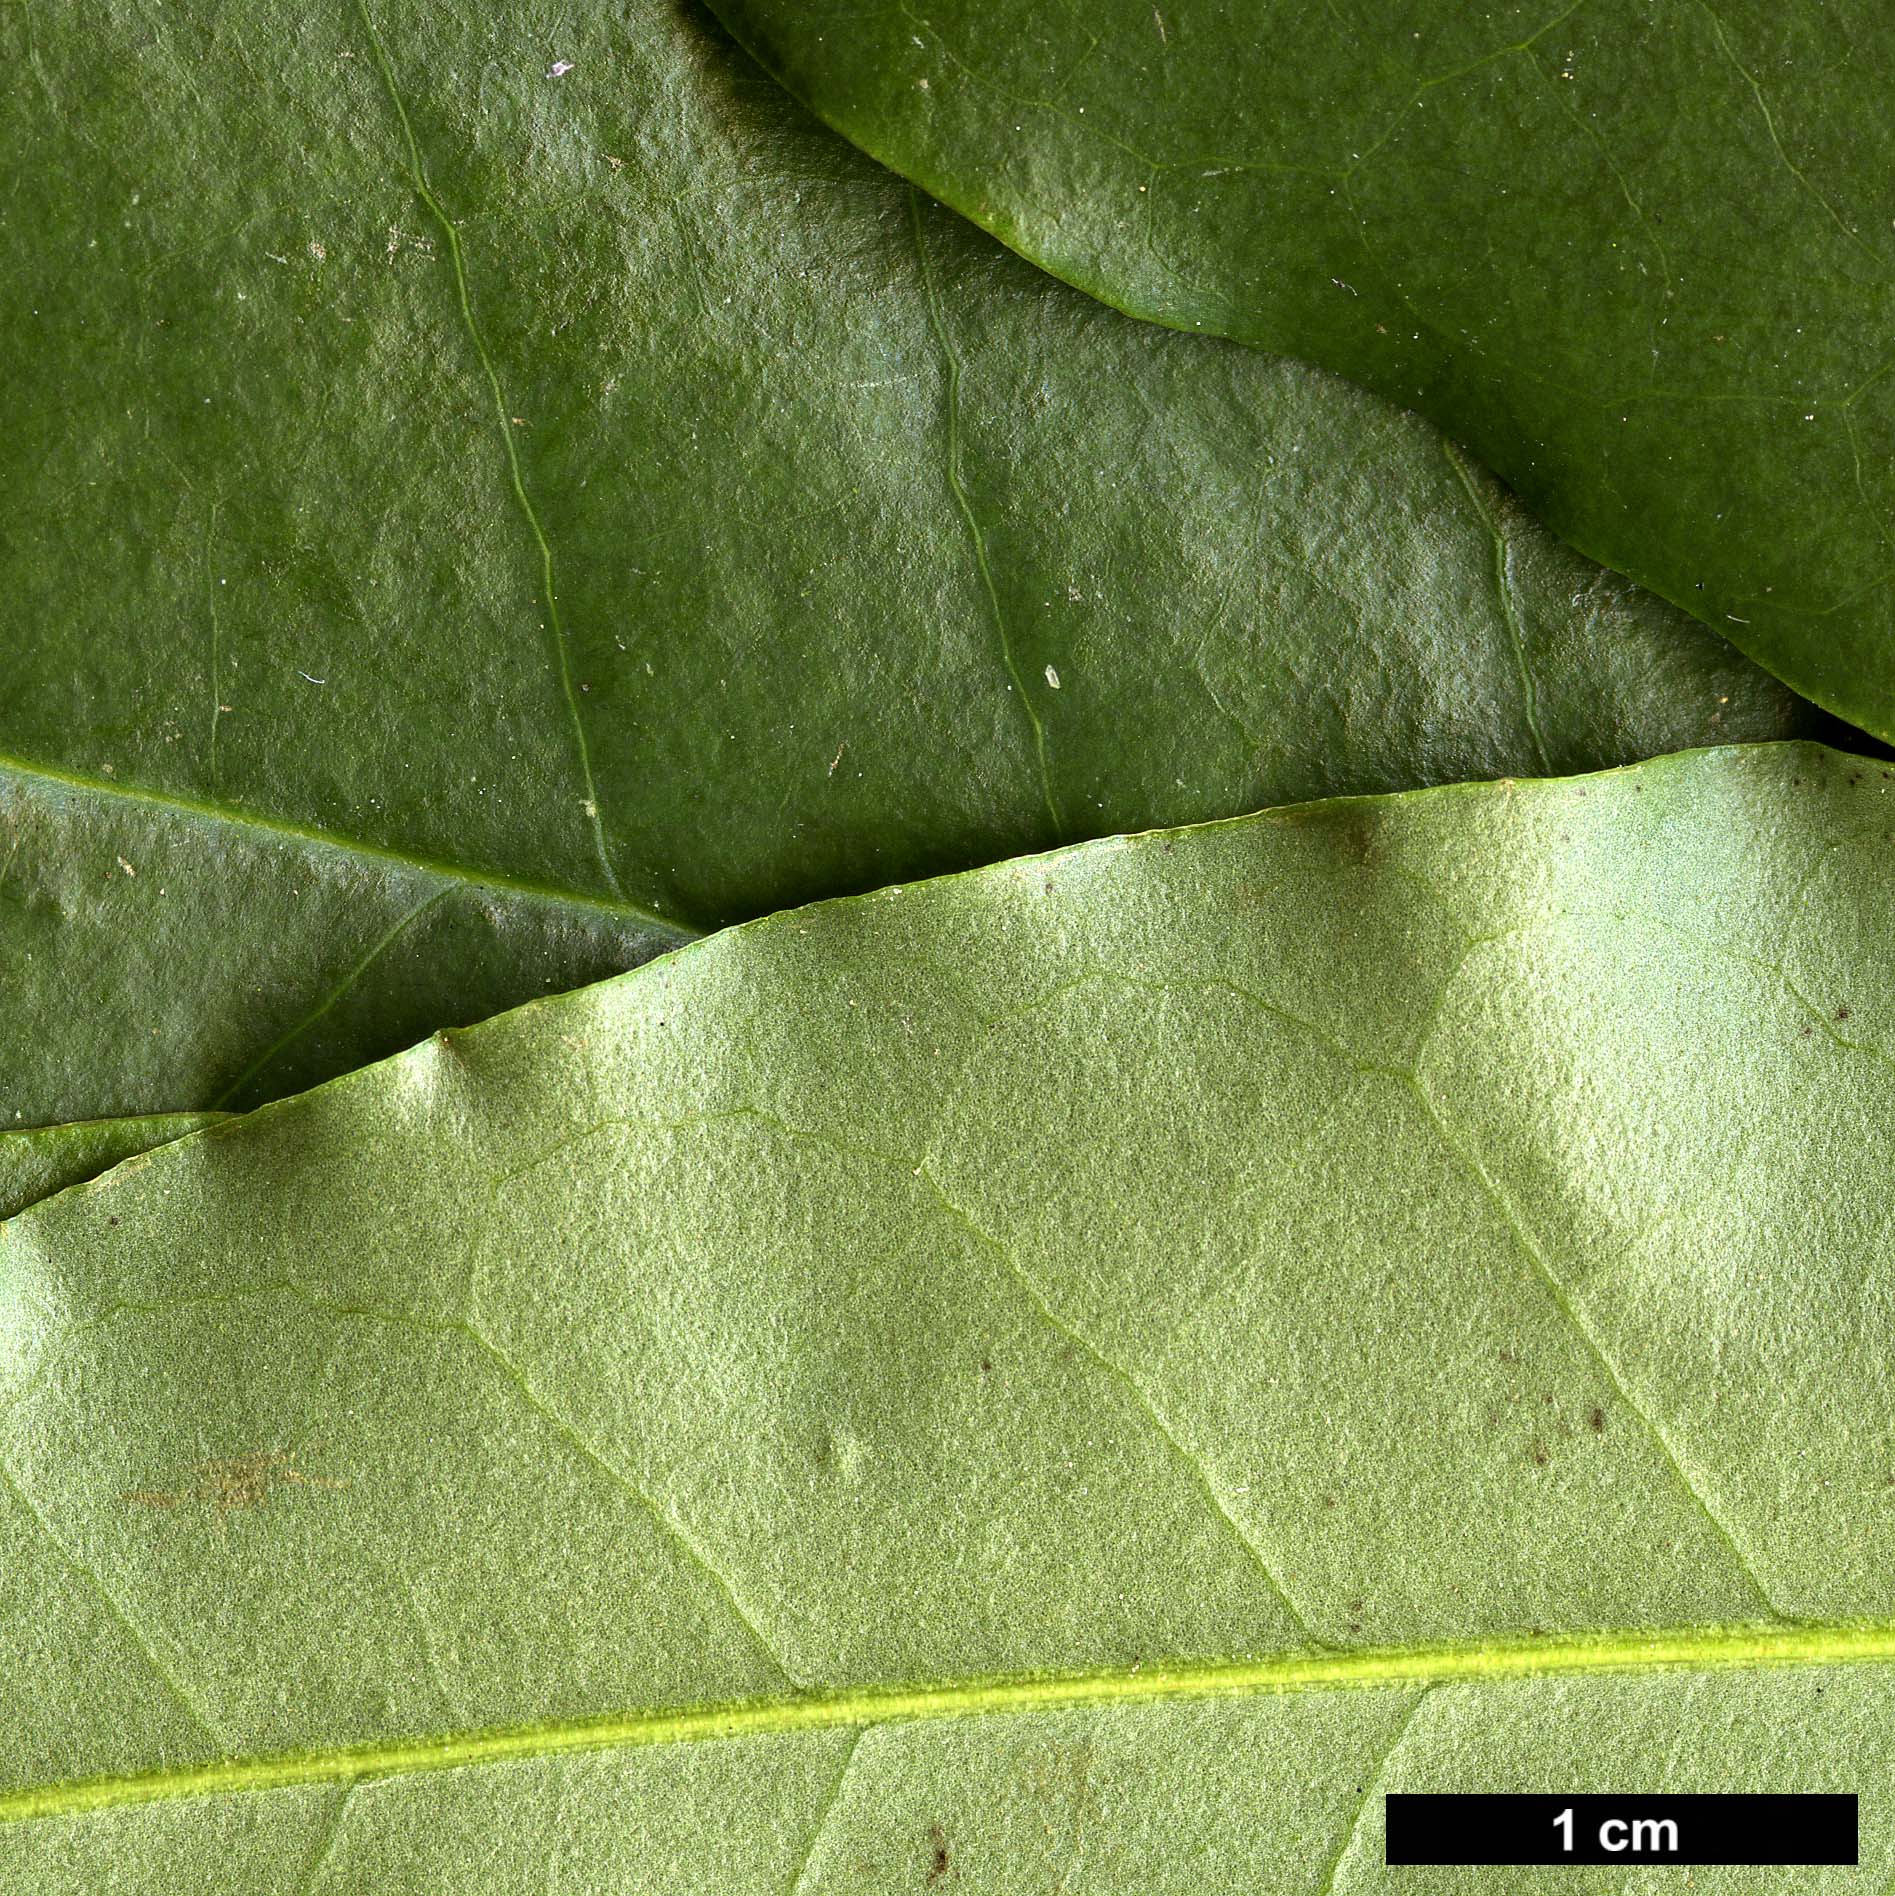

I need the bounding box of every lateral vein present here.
[1311,1685,1434,1896]
[208,890,451,1109]
[264,1280,800,1690]
[1407,1076,1783,1618]
[784,1729,863,1896]
[0,1456,222,1751]
[907,187,1065,838]
[916,1162,1323,1647]
[352,1,623,900]
[1440,440,1551,774]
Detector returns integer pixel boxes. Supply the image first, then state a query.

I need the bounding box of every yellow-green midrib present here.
[6,1617,1893,1822]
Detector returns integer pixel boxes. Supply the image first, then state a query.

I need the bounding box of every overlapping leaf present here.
[2,742,1889,1889]
[0,1118,220,1223]
[713,0,1895,740]
[0,0,1813,1123]
[0,770,674,1126]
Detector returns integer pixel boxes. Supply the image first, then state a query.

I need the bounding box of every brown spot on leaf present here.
[1325,809,1384,868]
[1530,1443,1549,1467]
[1589,1407,1606,1433]
[926,1823,951,1884]
[1837,1005,1853,1022]
[124,1447,347,1517]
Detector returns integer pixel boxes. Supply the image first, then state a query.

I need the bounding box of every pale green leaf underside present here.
[0,0,1816,1125]
[2,742,1892,1889]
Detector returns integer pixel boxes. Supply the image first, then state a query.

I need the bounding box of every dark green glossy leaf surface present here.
[0,0,1815,1122]
[0,765,678,1126]
[712,0,1895,740]
[2,742,1890,1889]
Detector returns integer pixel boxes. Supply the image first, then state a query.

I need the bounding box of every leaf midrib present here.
[0,752,693,940]
[7,1619,1890,1823]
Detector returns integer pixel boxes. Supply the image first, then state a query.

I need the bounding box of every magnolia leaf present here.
[0,0,1814,1122]
[711,0,1895,742]
[2,741,1889,1889]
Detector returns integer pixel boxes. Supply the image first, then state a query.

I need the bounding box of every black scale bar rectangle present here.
[1384,1793,1857,1866]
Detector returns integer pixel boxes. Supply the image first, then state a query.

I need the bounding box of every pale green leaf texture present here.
[2,741,1891,1890]
[711,0,1895,741]
[0,0,1817,1122]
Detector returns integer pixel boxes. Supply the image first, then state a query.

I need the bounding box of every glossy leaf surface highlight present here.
[2,742,1890,1889]
[0,0,1817,1121]
[712,0,1895,740]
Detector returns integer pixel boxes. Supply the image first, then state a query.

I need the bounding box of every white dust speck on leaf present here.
[1044,665,1062,689]
[548,59,574,77]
